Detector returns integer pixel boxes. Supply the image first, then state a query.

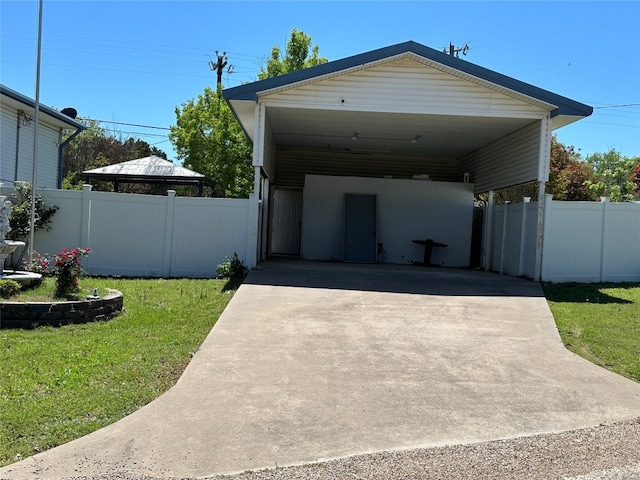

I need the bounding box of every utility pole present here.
[443,42,470,58]
[209,50,234,85]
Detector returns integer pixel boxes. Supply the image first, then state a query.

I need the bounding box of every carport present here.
[223,41,592,278]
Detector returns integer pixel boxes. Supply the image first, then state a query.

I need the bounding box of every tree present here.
[62,119,168,192]
[171,28,327,198]
[170,85,253,198]
[584,149,640,202]
[631,163,640,198]
[258,28,328,79]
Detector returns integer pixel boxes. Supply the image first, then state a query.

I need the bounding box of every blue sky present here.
[2,1,639,163]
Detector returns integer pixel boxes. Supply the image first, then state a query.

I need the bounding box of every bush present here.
[52,247,90,298]
[7,182,58,240]
[216,252,248,279]
[0,279,21,299]
[21,251,53,276]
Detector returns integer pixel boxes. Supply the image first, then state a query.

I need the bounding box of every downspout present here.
[57,127,84,189]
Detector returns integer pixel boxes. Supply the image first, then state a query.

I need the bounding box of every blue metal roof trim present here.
[223,41,592,118]
[0,84,86,130]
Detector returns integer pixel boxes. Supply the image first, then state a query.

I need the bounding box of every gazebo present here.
[82,156,215,196]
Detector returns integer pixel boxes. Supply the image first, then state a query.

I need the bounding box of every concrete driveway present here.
[2,260,640,479]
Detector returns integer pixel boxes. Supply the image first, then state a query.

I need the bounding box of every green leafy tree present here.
[258,28,328,79]
[170,85,253,198]
[630,163,640,199]
[584,149,639,202]
[62,119,168,192]
[171,28,327,198]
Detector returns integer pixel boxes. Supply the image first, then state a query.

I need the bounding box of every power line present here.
[593,103,640,109]
[91,119,171,130]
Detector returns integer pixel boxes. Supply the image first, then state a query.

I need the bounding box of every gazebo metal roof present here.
[82,156,215,196]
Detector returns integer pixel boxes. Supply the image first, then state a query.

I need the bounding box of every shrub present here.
[0,279,21,299]
[21,251,53,276]
[7,182,58,240]
[216,252,248,279]
[52,247,90,298]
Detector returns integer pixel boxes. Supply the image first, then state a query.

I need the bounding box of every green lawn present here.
[0,277,235,467]
[542,282,640,383]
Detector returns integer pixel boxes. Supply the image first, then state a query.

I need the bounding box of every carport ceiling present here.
[267,106,535,158]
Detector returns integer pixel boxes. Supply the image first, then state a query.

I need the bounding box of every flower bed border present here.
[0,289,123,329]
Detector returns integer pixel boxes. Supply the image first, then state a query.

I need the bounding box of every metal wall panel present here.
[458,120,541,193]
[262,117,277,180]
[275,150,458,187]
[267,57,548,117]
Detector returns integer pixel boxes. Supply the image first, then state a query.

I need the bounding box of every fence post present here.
[81,184,92,271]
[163,190,176,277]
[483,190,494,271]
[518,197,531,276]
[499,201,511,274]
[599,196,610,282]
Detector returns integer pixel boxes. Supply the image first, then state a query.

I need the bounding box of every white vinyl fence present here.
[11,186,253,278]
[488,195,640,283]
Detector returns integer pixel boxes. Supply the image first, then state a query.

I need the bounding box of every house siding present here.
[262,116,276,181]
[264,57,549,118]
[1,103,62,188]
[458,120,541,193]
[276,150,458,187]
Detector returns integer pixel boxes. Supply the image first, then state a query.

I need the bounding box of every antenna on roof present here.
[443,42,470,58]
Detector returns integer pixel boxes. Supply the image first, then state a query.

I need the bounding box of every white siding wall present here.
[262,116,277,181]
[302,175,474,267]
[459,120,542,193]
[0,103,61,188]
[267,57,548,118]
[1,108,18,184]
[20,187,252,278]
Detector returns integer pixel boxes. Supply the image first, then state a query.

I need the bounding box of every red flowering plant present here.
[52,247,90,298]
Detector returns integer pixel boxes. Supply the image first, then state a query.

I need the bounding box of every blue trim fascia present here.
[1,84,86,130]
[223,41,592,118]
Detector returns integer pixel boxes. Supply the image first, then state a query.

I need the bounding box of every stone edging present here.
[0,290,124,329]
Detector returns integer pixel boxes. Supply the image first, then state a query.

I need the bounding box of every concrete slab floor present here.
[2,260,639,479]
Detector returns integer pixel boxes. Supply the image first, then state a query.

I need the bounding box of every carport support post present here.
[483,190,494,271]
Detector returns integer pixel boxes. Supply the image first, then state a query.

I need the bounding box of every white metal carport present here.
[223,41,592,279]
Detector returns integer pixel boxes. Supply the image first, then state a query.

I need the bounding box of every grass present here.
[542,282,640,383]
[0,277,236,467]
